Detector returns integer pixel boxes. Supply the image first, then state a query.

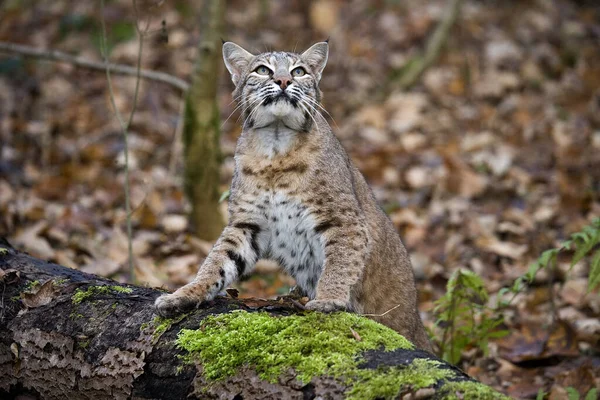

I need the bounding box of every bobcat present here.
[155,41,432,350]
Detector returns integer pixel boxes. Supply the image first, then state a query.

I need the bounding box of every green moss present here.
[153,316,174,337]
[69,311,84,319]
[71,285,133,304]
[0,248,8,255]
[347,359,454,400]
[111,285,134,294]
[440,381,511,400]
[24,280,40,291]
[177,311,412,384]
[176,311,507,398]
[145,314,188,344]
[54,278,68,286]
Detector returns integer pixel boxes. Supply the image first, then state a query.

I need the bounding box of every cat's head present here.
[222,41,328,131]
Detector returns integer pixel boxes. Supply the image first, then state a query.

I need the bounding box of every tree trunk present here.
[183,0,226,241]
[0,242,508,400]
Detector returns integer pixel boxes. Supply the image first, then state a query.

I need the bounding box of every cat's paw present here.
[154,293,198,318]
[305,299,348,313]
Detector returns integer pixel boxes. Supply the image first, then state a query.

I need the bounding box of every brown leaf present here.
[226,288,239,298]
[350,327,362,342]
[0,269,20,285]
[242,298,274,308]
[498,320,579,363]
[21,279,61,308]
[14,221,55,259]
[475,237,528,259]
[309,0,340,34]
[547,358,598,398]
[442,152,488,198]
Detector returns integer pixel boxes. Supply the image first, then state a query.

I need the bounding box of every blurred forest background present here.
[1,0,599,398]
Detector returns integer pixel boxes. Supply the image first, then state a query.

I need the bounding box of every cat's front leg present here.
[154,222,261,317]
[305,218,368,313]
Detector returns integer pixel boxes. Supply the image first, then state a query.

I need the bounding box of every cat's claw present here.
[154,294,198,318]
[305,299,348,313]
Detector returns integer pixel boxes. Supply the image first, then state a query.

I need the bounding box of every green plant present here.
[567,387,598,400]
[434,218,600,365]
[433,269,507,364]
[498,217,600,309]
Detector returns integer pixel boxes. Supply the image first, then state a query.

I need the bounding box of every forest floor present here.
[1,0,599,398]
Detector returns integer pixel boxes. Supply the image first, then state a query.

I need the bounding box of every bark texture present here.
[0,243,505,400]
[182,0,226,240]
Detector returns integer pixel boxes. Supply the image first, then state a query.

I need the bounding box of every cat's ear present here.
[223,42,255,85]
[301,42,329,80]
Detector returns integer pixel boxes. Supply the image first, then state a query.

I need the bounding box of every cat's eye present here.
[255,65,272,76]
[292,67,306,77]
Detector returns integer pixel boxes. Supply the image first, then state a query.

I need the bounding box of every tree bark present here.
[183,0,226,241]
[0,242,507,400]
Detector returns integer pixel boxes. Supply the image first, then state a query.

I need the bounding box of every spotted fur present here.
[155,41,432,350]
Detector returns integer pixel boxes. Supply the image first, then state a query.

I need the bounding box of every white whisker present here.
[298,99,321,135]
[243,94,269,129]
[302,97,339,129]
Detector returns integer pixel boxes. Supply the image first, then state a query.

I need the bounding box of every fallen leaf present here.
[14,221,55,259]
[550,360,597,399]
[442,152,488,198]
[161,214,188,233]
[21,279,61,308]
[573,319,600,342]
[350,327,362,342]
[560,279,589,308]
[475,237,528,259]
[0,269,20,284]
[499,320,579,363]
[387,93,428,134]
[309,0,340,34]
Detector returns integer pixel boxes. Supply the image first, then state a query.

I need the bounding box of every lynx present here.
[155,41,432,350]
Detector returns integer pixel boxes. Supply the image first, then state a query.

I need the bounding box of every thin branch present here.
[100,0,140,283]
[0,41,189,92]
[392,0,463,89]
[361,303,404,318]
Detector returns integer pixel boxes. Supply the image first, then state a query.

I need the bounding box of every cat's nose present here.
[274,76,292,90]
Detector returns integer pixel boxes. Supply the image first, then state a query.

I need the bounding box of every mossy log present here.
[0,242,508,400]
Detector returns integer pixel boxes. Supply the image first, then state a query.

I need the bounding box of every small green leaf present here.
[219,190,230,203]
[487,329,510,339]
[584,388,597,400]
[588,249,600,292]
[571,240,594,267]
[566,387,580,400]
[536,388,545,400]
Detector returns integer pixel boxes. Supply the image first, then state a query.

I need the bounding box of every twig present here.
[289,298,306,311]
[168,98,186,175]
[0,41,189,92]
[393,0,463,89]
[361,302,404,318]
[100,0,146,283]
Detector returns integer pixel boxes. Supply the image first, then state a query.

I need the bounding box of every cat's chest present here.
[255,191,325,296]
[260,192,315,251]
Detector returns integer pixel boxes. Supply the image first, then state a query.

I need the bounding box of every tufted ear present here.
[222,42,255,85]
[301,42,329,80]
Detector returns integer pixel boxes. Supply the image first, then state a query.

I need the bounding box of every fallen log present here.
[0,240,508,399]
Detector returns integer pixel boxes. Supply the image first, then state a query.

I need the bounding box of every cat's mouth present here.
[263,91,297,107]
